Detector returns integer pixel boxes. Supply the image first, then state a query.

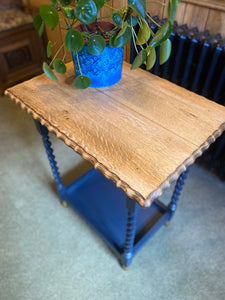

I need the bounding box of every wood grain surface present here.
[5,62,225,208]
[205,9,225,36]
[182,0,225,12]
[174,1,225,39]
[183,4,209,31]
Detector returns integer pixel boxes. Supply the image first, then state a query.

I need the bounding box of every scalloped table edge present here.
[5,89,225,208]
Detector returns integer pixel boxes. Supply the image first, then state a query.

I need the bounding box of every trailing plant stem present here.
[97,13,114,20]
[105,4,118,11]
[76,52,82,76]
[132,28,139,54]
[49,43,65,66]
[146,1,166,5]
[62,50,66,62]
[59,20,68,30]
[146,13,161,28]
[132,28,144,51]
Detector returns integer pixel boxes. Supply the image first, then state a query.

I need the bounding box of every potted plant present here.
[33,0,180,89]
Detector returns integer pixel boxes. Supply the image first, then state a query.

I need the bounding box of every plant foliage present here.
[33,0,180,88]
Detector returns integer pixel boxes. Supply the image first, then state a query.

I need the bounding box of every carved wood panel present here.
[5,45,31,69]
[0,24,47,94]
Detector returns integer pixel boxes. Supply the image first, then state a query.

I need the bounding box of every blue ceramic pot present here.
[72,44,124,88]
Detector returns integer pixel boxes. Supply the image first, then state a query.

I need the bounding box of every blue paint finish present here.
[36,122,188,268]
[72,44,124,88]
[161,32,175,79]
[133,201,169,256]
[167,169,189,221]
[121,198,139,268]
[191,34,221,93]
[208,135,225,171]
[171,36,187,83]
[35,121,67,201]
[171,27,198,84]
[212,64,225,103]
[201,46,222,97]
[65,169,172,267]
[66,168,127,254]
[65,169,167,252]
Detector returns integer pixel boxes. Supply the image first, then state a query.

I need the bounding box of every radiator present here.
[130,17,225,180]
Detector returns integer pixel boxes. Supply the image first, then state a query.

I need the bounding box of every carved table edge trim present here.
[5,89,225,208]
[146,121,225,205]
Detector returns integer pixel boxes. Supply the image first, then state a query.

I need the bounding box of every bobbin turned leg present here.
[120,197,139,269]
[166,169,189,225]
[35,121,67,205]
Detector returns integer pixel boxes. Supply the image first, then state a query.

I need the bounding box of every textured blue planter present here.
[72,44,124,88]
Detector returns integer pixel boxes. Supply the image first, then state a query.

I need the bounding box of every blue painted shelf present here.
[65,168,170,261]
[35,121,188,267]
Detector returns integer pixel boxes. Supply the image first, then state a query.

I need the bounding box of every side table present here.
[5,62,225,268]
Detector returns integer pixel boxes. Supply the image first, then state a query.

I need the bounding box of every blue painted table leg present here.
[167,169,189,222]
[34,121,67,203]
[121,197,139,269]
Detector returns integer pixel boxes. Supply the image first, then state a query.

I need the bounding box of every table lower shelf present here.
[64,168,170,260]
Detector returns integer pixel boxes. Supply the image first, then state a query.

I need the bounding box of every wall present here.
[174,0,225,37]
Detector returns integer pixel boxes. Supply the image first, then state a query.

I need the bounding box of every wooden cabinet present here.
[0,23,47,95]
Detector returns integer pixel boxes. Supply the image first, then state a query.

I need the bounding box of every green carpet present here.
[1,95,225,300]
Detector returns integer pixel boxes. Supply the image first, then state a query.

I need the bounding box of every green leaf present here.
[116,23,128,40]
[131,49,147,70]
[33,14,44,36]
[74,75,91,89]
[160,38,171,65]
[53,59,67,74]
[173,0,181,6]
[74,0,97,24]
[109,33,117,48]
[40,5,59,30]
[168,0,180,22]
[65,29,84,52]
[149,21,172,48]
[59,0,73,6]
[33,14,42,30]
[136,19,151,45]
[146,48,156,70]
[127,15,137,27]
[128,0,146,19]
[118,6,128,17]
[43,62,58,81]
[50,0,58,9]
[93,0,105,9]
[47,41,53,58]
[63,7,74,19]
[88,35,106,55]
[81,31,90,39]
[114,27,132,47]
[112,12,123,28]
[39,22,45,36]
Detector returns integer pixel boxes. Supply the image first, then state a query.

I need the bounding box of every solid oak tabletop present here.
[5,62,225,207]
